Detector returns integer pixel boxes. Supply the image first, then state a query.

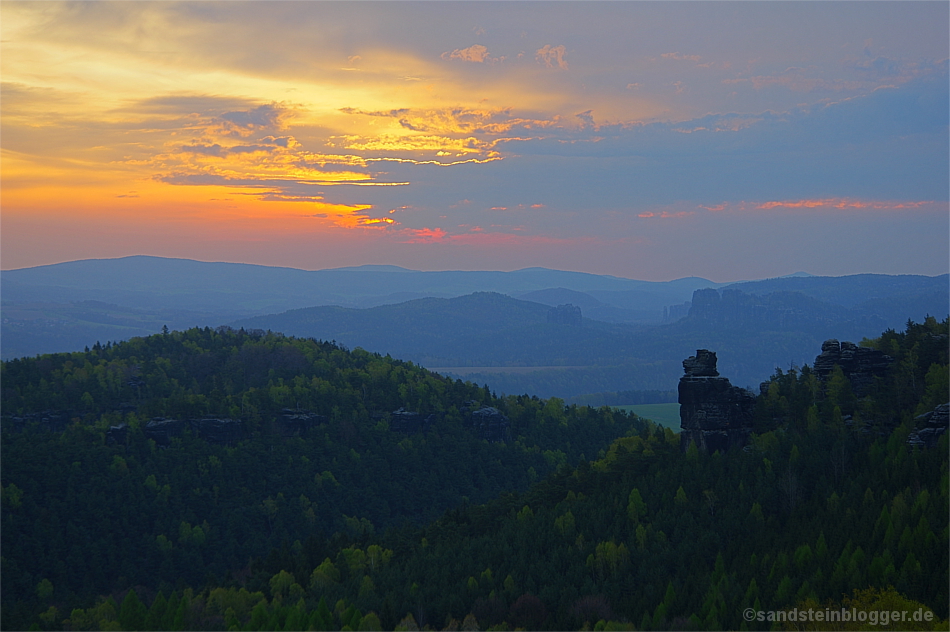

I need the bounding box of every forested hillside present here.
[229,293,642,369]
[2,318,948,631]
[0,327,645,630]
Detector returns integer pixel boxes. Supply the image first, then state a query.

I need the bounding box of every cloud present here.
[131,94,262,115]
[535,45,568,70]
[177,142,286,157]
[333,133,496,156]
[156,173,306,189]
[155,172,403,197]
[724,69,863,93]
[358,217,397,227]
[220,103,289,129]
[261,136,300,148]
[394,225,598,248]
[179,143,228,157]
[753,198,936,212]
[637,211,695,219]
[441,44,495,63]
[368,156,502,167]
[684,198,944,216]
[575,110,594,126]
[339,106,553,137]
[846,55,947,83]
[661,52,702,62]
[214,103,292,137]
[398,227,447,243]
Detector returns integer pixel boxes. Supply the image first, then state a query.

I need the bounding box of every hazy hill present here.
[723,273,948,307]
[1,256,722,359]
[1,256,719,314]
[230,292,643,368]
[512,287,651,323]
[231,281,949,398]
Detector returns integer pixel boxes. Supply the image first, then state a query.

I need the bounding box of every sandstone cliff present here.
[679,349,755,453]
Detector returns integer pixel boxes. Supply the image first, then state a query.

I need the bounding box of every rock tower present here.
[679,349,756,453]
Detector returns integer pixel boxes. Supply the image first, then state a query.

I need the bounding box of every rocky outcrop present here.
[663,301,691,323]
[278,408,327,436]
[144,417,243,446]
[2,410,72,433]
[106,424,128,445]
[682,349,720,377]
[389,408,438,433]
[679,350,755,453]
[548,304,582,326]
[387,403,506,441]
[813,339,893,397]
[908,403,949,448]
[144,418,188,446]
[468,406,511,443]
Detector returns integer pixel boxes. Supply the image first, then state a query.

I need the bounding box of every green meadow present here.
[615,402,681,429]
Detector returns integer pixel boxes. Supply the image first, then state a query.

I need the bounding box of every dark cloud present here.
[176,139,289,157]
[261,136,297,147]
[228,144,279,154]
[220,103,287,129]
[179,143,227,157]
[133,94,260,115]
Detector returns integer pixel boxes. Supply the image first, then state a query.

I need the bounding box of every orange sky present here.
[2,2,947,280]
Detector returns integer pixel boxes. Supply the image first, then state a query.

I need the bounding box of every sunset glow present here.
[2,1,947,280]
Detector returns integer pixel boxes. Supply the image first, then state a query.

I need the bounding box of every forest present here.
[1,317,948,630]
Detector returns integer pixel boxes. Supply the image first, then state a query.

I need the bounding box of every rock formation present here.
[144,417,243,446]
[144,418,188,446]
[547,304,583,326]
[813,339,893,397]
[278,408,327,436]
[106,424,128,445]
[3,410,72,433]
[468,406,511,443]
[685,287,878,331]
[389,408,438,433]
[679,350,756,453]
[907,403,949,448]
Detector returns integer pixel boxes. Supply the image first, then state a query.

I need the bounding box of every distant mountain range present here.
[1,256,721,358]
[2,257,946,399]
[1,256,722,315]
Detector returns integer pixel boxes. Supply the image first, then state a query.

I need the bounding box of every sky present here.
[1,1,948,281]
